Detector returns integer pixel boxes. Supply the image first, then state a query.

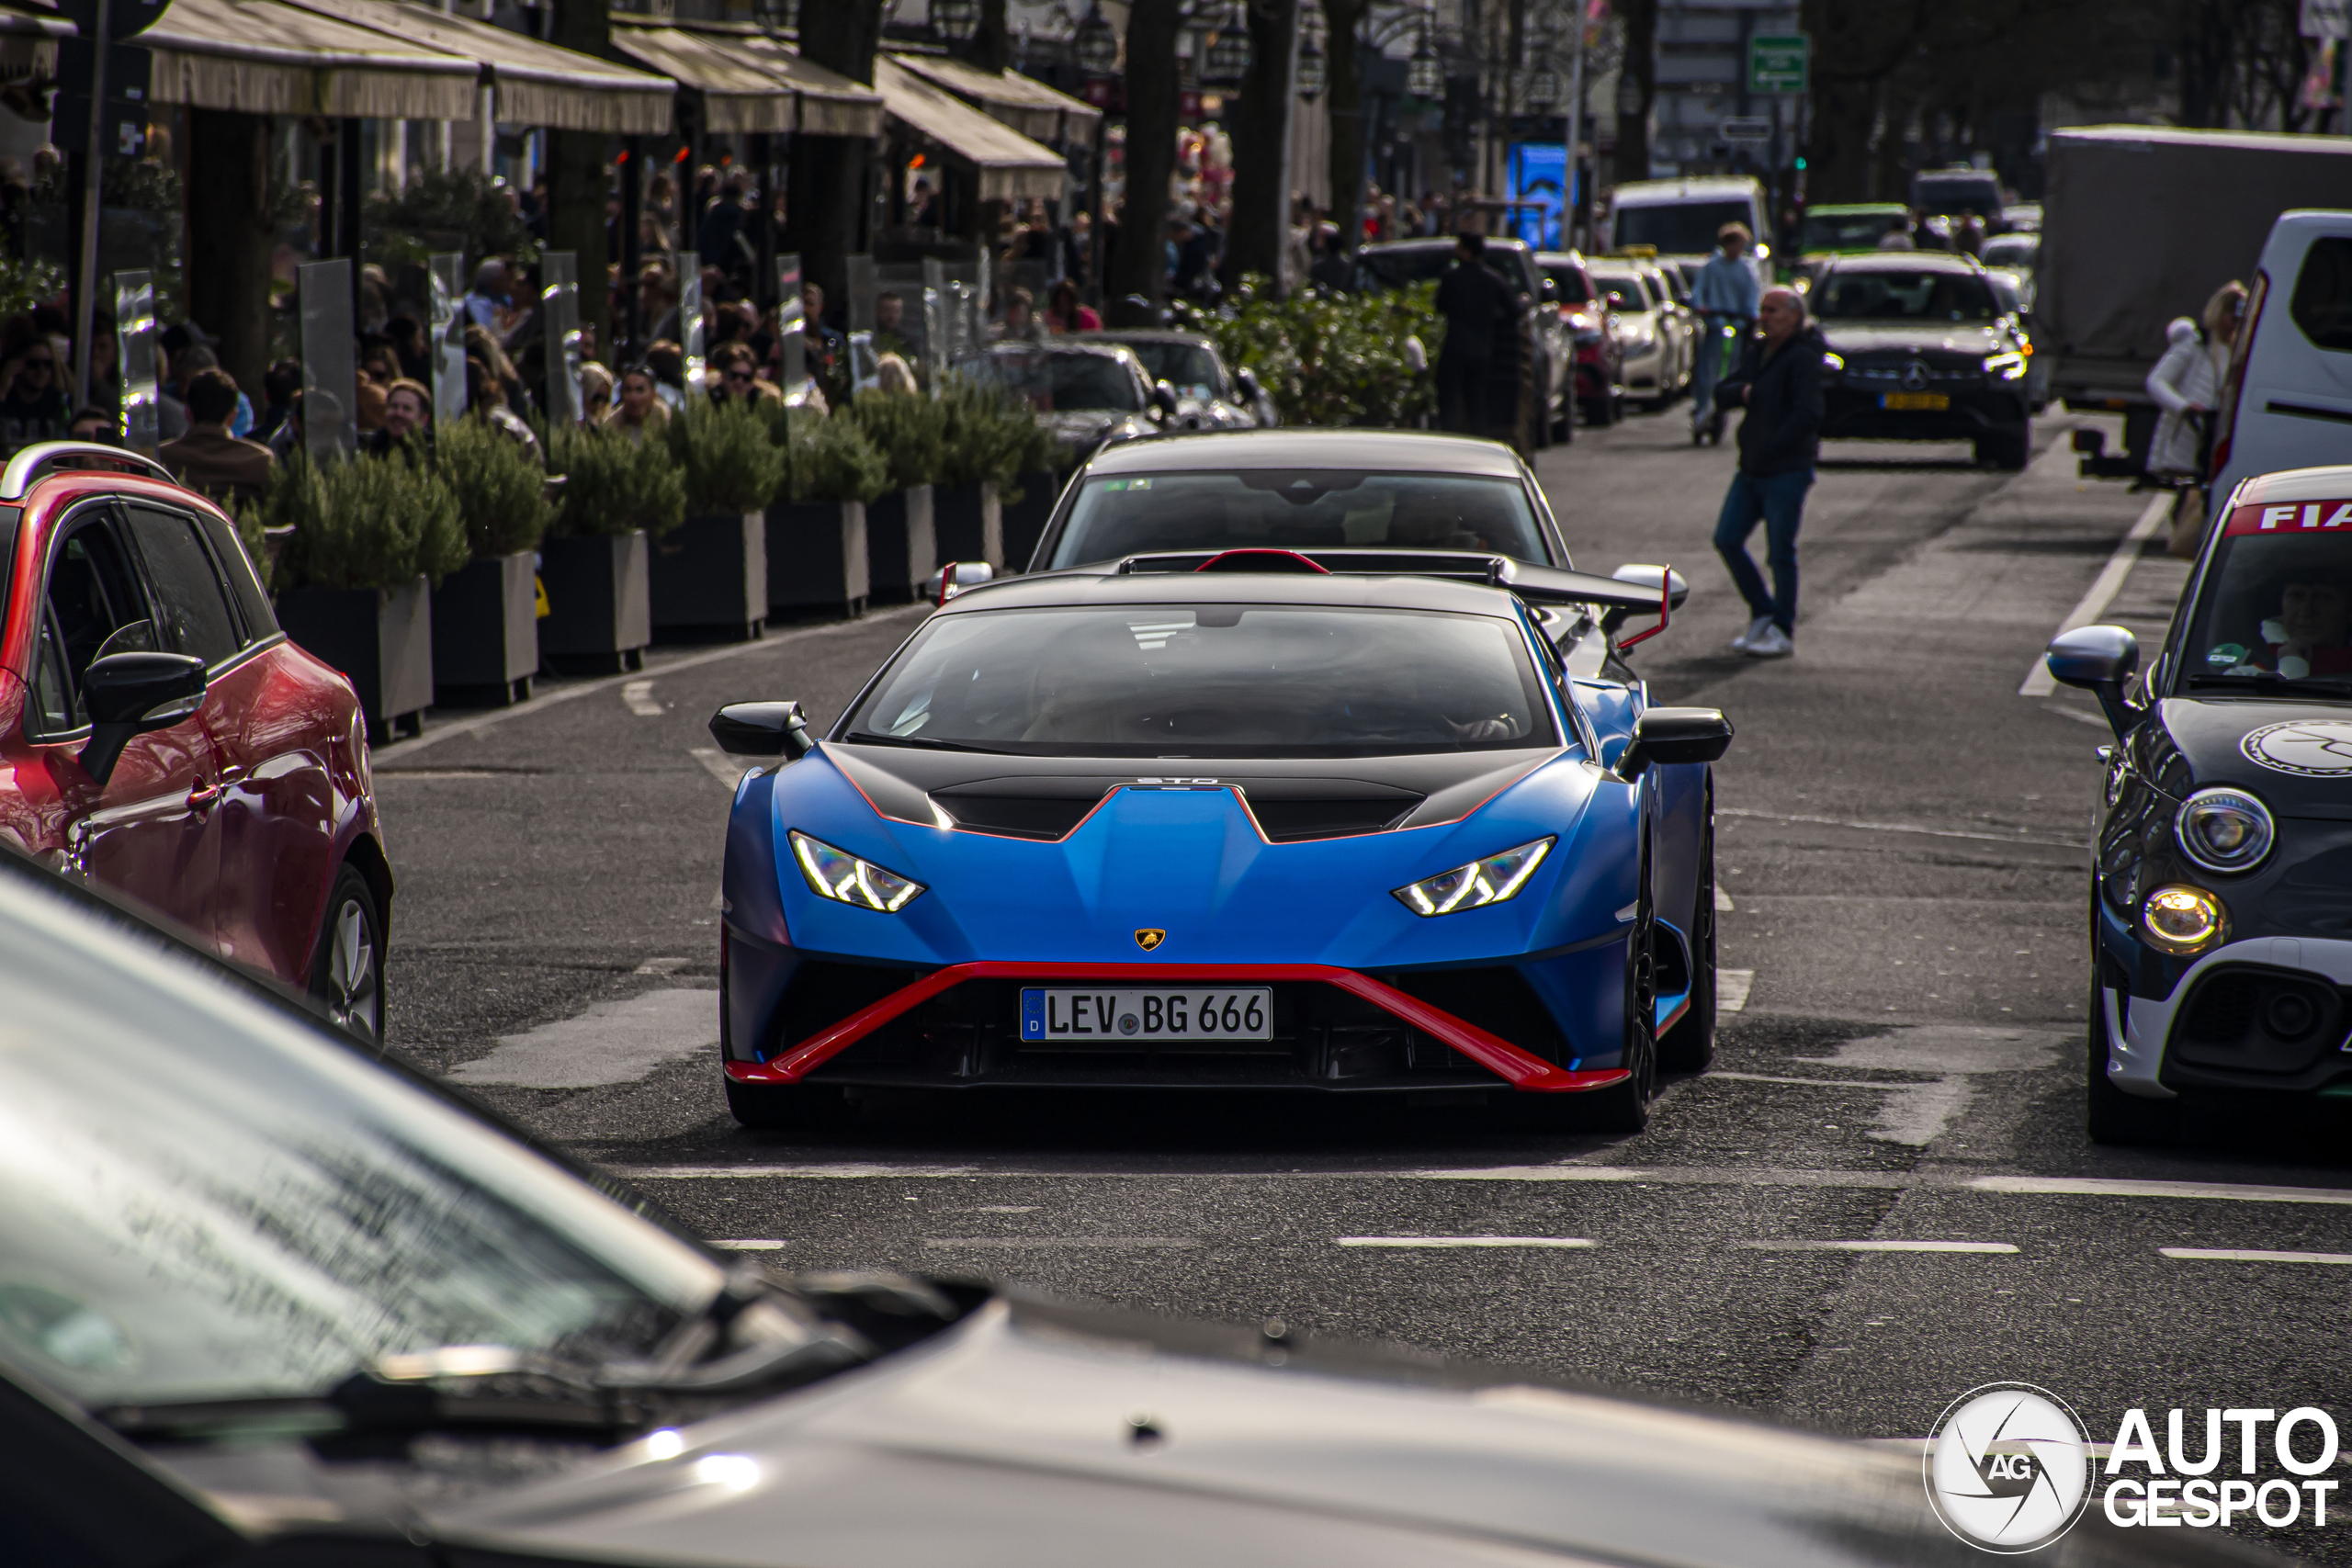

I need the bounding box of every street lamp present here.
[1407,28,1442,100]
[931,0,978,43]
[1074,1,1118,74]
[1203,5,1252,85]
[1296,35,1327,98]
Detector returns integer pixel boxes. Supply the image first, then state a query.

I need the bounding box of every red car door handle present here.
[188,780,222,812]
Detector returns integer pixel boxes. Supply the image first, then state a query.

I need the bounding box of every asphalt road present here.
[375,410,2352,1562]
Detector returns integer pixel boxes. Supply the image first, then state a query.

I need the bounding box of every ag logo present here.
[2241,719,2352,776]
[1133,928,1167,952]
[1925,1383,2092,1553]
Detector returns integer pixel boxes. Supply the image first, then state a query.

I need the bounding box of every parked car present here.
[1981,268,2051,412]
[0,441,390,1040]
[1811,254,2035,468]
[1588,260,1678,411]
[2209,211,2352,504]
[1359,236,1572,448]
[950,341,1170,465]
[1639,258,1699,399]
[1537,250,1625,424]
[1791,203,1912,288]
[1076,329,1275,430]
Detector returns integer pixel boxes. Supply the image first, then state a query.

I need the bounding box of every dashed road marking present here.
[1719,968,1755,1013]
[1718,807,2082,851]
[372,770,500,780]
[1739,1239,2018,1254]
[689,748,749,788]
[450,987,717,1089]
[1714,886,1736,912]
[1708,1070,1911,1090]
[2160,1247,2352,1264]
[633,956,690,976]
[924,1236,1200,1249]
[1335,1235,1595,1249]
[622,680,662,716]
[711,1239,787,1250]
[1971,1176,2352,1206]
[2018,491,2170,697]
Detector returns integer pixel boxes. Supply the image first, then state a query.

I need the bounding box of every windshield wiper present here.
[843,731,1008,754]
[97,1359,636,1444]
[2186,671,2352,699]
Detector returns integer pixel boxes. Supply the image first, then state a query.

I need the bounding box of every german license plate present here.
[1881,391,1950,410]
[1020,987,1272,1043]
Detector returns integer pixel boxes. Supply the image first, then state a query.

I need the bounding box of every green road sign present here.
[1749,33,1809,94]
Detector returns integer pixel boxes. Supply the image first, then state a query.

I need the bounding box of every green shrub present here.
[263,451,469,592]
[786,407,889,505]
[437,416,554,558]
[664,400,786,515]
[843,390,945,491]
[1171,276,1440,429]
[365,165,541,274]
[936,377,1062,490]
[545,423,688,538]
[231,502,274,593]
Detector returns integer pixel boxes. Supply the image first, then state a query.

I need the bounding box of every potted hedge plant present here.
[652,400,785,641]
[769,406,887,619]
[261,452,469,744]
[542,423,684,673]
[842,390,944,603]
[936,378,1060,573]
[431,418,555,706]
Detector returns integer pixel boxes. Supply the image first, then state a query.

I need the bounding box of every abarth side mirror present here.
[710,701,816,760]
[1616,707,1734,781]
[79,651,207,787]
[922,560,995,605]
[2045,625,2142,737]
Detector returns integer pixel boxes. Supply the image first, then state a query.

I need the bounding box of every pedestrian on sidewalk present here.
[2146,279,2245,559]
[1690,221,1760,434]
[1433,231,1514,437]
[1712,286,1825,659]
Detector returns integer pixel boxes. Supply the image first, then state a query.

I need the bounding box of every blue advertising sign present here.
[1508,141,1569,250]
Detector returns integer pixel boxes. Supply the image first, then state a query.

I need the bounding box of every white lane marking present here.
[1719,968,1754,1013]
[1708,1071,1916,1089]
[1976,1176,2352,1205]
[1336,1235,1596,1249]
[622,680,662,716]
[1714,886,1735,912]
[633,956,690,976]
[2160,1247,2352,1265]
[1718,807,2083,851]
[972,1204,1039,1213]
[371,604,929,763]
[924,1236,1200,1249]
[2018,491,2171,696]
[711,1239,787,1250]
[689,748,749,788]
[633,1164,983,1179]
[1796,1026,2063,1147]
[1739,1239,2018,1254]
[372,770,501,780]
[449,987,718,1089]
[2044,704,2113,728]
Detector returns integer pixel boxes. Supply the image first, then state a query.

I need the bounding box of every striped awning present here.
[609,23,795,134]
[142,0,481,118]
[872,54,1066,203]
[0,3,67,84]
[886,51,1100,145]
[735,34,882,139]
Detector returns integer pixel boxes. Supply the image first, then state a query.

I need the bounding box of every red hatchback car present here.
[0,442,390,1039]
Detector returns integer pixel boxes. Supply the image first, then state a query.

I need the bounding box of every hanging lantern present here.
[1203,6,1253,85]
[1407,31,1442,100]
[1525,64,1561,110]
[1295,35,1326,98]
[931,0,978,43]
[1075,2,1119,75]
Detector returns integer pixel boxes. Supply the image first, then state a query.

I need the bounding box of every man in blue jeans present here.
[1712,287,1825,659]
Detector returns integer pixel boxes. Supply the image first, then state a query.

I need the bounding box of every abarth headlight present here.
[2175,787,2274,874]
[791,830,924,912]
[1983,351,2028,381]
[1394,838,1554,917]
[2142,884,2226,954]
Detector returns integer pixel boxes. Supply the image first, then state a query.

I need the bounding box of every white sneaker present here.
[1731,615,1772,652]
[1744,624,1794,658]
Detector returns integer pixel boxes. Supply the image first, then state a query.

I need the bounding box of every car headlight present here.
[2142,884,2227,954]
[790,830,924,912]
[1983,351,2028,381]
[1393,838,1553,917]
[2175,787,2274,874]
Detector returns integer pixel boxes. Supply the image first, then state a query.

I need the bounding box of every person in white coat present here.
[2145,280,2245,556]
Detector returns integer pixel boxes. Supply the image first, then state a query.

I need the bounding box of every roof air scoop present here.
[1193,548,1333,574]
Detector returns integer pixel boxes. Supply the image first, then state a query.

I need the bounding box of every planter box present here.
[864,485,935,603]
[277,577,432,746]
[429,550,538,707]
[650,510,765,643]
[766,499,869,619]
[539,530,651,675]
[933,480,1002,569]
[1000,468,1063,574]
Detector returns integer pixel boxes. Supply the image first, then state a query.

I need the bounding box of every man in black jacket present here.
[1712,286,1825,658]
[1433,231,1516,436]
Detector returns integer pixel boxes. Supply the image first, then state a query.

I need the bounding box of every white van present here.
[2210,209,2352,500]
[1605,176,1773,279]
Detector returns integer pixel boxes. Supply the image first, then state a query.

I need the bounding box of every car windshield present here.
[1801,210,1904,252]
[1914,176,2002,218]
[1612,200,1754,254]
[1981,235,2039,269]
[1540,265,1592,305]
[958,350,1141,412]
[847,604,1557,759]
[1118,341,1225,400]
[1815,269,1999,322]
[2180,507,2352,691]
[1359,247,1453,287]
[0,884,736,1410]
[1046,470,1552,568]
[1590,272,1651,313]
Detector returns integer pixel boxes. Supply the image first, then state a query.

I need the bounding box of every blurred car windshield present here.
[0,887,737,1410]
[1359,247,1453,287]
[1815,269,1998,322]
[959,349,1142,412]
[1611,201,1753,254]
[1117,341,1225,400]
[1048,470,1552,568]
[1540,265,1592,305]
[1981,234,2040,270]
[2182,522,2352,688]
[1589,271,1652,312]
[1801,210,1904,253]
[848,604,1557,759]
[1913,175,2003,218]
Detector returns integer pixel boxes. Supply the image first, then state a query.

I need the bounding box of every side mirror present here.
[1151,380,1180,421]
[1234,367,1261,400]
[80,651,206,786]
[709,700,816,760]
[1611,563,1690,611]
[1616,707,1734,781]
[922,560,995,605]
[2045,625,2142,736]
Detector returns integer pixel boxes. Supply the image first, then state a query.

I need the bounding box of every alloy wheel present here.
[327,897,381,1045]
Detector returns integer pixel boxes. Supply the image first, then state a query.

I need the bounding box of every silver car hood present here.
[430,1295,2092,1568]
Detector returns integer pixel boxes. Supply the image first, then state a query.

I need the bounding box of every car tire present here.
[1657,818,1717,1074]
[1581,841,1660,1134]
[2085,971,2179,1145]
[726,1075,842,1130]
[309,863,385,1047]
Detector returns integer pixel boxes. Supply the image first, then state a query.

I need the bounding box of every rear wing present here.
[1112,547,1674,618]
